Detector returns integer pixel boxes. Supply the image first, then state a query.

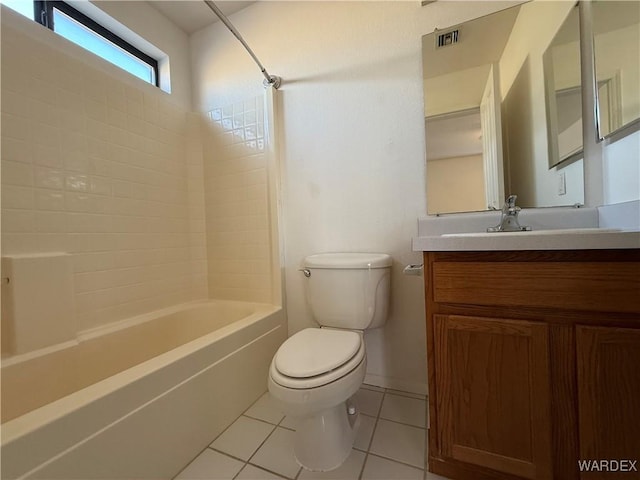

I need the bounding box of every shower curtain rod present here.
[203,0,282,89]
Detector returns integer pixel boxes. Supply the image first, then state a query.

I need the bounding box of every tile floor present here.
[174,385,450,480]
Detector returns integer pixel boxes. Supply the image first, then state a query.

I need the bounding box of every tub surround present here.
[413,201,640,251]
[1,300,266,423]
[1,301,285,480]
[1,253,74,356]
[202,96,274,304]
[1,9,287,480]
[1,9,209,334]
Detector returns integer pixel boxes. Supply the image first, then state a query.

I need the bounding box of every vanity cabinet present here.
[576,326,640,476]
[423,250,640,480]
[435,314,553,479]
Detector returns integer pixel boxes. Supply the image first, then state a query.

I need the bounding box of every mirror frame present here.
[591,1,640,143]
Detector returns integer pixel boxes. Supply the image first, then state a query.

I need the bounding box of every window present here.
[1,0,33,18]
[32,1,159,86]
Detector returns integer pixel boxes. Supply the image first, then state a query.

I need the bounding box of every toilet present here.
[268,252,392,472]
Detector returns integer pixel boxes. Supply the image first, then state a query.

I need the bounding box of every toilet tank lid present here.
[304,253,392,269]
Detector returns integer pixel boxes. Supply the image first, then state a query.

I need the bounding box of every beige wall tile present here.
[1,19,209,334]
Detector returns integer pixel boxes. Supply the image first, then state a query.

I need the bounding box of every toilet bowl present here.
[268,328,366,471]
[268,253,392,471]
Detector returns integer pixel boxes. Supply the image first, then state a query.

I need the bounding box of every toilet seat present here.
[271,328,365,389]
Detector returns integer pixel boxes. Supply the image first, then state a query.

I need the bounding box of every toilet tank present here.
[303,253,392,330]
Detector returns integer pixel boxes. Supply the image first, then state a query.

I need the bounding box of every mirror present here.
[592,0,640,139]
[543,5,582,168]
[423,2,584,214]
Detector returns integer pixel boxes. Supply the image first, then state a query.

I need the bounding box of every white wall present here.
[427,155,486,214]
[424,64,491,117]
[604,131,640,204]
[190,1,518,393]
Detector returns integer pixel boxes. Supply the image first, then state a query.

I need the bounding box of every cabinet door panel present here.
[435,315,552,479]
[577,326,640,479]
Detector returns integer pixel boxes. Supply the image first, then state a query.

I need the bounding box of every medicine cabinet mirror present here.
[423,2,584,214]
[592,0,640,140]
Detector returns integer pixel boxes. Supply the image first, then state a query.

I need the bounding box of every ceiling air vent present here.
[436,30,459,48]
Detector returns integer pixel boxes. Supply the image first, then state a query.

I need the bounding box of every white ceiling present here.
[147,1,255,34]
[422,4,521,161]
[422,4,521,79]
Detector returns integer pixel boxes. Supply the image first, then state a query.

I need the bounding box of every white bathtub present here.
[1,300,286,479]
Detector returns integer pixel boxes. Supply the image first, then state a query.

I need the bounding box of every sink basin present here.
[441,228,621,238]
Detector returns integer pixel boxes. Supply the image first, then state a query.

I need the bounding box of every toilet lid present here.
[274,328,361,378]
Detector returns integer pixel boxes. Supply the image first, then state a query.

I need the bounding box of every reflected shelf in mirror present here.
[592,0,640,141]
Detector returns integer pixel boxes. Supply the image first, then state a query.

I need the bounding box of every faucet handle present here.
[503,194,520,214]
[488,194,531,232]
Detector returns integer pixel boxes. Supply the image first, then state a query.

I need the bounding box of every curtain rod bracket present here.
[264,75,282,89]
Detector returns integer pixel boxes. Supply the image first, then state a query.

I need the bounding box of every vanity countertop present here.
[412,203,640,252]
[412,229,640,252]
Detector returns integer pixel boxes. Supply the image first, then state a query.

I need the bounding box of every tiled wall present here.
[186,114,210,300]
[202,97,272,303]
[1,17,207,333]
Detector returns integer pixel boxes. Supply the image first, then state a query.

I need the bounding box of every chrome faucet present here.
[487,195,531,232]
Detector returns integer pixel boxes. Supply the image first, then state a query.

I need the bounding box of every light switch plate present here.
[558,172,566,195]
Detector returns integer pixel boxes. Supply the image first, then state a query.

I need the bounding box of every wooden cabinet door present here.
[576,326,640,479]
[434,315,553,479]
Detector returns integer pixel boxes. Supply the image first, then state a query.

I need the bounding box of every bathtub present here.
[1,300,286,479]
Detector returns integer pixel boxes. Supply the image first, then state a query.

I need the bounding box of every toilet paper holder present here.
[403,264,423,276]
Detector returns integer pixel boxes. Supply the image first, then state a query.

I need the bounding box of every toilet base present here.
[294,401,360,472]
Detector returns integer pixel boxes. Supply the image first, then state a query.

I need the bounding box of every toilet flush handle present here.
[299,268,311,278]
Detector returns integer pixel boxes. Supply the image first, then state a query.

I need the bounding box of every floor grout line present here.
[242,412,283,425]
[242,412,283,428]
[366,451,426,472]
[245,422,278,463]
[177,387,437,480]
[210,446,249,464]
[377,416,427,430]
[356,388,387,480]
[384,390,428,401]
[170,442,213,480]
[246,461,292,480]
[424,394,429,480]
[361,383,427,400]
[226,416,283,480]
